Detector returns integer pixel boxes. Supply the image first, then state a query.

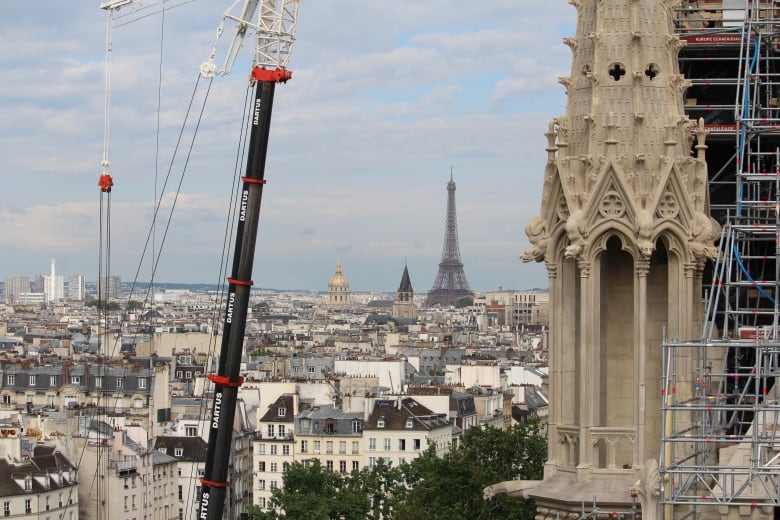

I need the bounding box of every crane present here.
[197,1,299,518]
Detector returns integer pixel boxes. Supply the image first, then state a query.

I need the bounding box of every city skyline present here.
[1,2,575,292]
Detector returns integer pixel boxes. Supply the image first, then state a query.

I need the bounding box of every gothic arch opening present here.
[598,235,635,429]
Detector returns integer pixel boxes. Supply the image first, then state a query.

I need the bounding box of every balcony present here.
[112,459,137,476]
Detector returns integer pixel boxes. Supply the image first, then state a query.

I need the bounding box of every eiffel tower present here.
[426,173,473,306]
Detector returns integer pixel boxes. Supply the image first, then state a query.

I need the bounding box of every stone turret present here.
[508,1,719,518]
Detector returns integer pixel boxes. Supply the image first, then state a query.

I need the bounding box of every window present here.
[413,439,421,451]
[283,462,290,472]
[398,439,406,451]
[405,418,414,428]
[368,438,376,451]
[138,378,147,389]
[185,426,197,437]
[383,438,391,451]
[368,457,376,469]
[176,371,183,379]
[174,447,183,457]
[71,376,80,385]
[258,462,265,472]
[377,418,385,428]
[49,376,57,387]
[6,375,13,386]
[326,441,333,454]
[352,461,359,471]
[352,441,359,455]
[278,407,286,417]
[1,395,9,405]
[293,365,300,373]
[3,501,9,516]
[29,375,35,386]
[267,425,275,438]
[278,425,286,437]
[270,445,277,455]
[307,366,315,374]
[270,481,278,489]
[270,463,277,473]
[399,457,406,465]
[95,377,102,389]
[326,460,333,472]
[282,445,289,456]
[178,485,183,500]
[352,420,362,433]
[186,371,192,379]
[116,377,123,389]
[257,444,266,455]
[24,477,32,491]
[258,480,265,490]
[300,440,308,453]
[339,441,346,454]
[24,500,31,514]
[314,440,321,453]
[339,460,346,473]
[258,498,265,509]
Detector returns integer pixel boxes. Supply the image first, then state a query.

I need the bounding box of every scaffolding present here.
[661,1,780,517]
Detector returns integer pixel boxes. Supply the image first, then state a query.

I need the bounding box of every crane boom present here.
[197,2,299,519]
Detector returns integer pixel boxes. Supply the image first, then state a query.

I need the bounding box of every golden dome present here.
[328,259,349,287]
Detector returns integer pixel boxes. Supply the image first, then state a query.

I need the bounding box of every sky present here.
[0,1,576,293]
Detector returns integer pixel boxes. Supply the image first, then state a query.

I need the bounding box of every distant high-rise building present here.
[43,259,64,303]
[98,275,122,300]
[426,174,473,307]
[392,263,416,320]
[326,259,351,308]
[3,276,30,303]
[67,275,85,301]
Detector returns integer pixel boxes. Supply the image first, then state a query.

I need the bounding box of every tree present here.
[396,422,545,520]
[250,460,370,520]
[85,299,120,311]
[127,300,143,311]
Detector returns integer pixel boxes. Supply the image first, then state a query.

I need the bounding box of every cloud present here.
[0,1,577,291]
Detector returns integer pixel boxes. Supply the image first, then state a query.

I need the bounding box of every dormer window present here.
[405,418,414,429]
[24,476,32,491]
[278,407,286,417]
[174,447,183,457]
[377,418,385,428]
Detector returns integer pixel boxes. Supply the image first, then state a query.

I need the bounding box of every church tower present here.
[519,0,719,516]
[327,259,351,309]
[392,263,416,320]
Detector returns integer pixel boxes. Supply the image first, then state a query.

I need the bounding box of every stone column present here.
[635,258,650,465]
[577,259,594,469]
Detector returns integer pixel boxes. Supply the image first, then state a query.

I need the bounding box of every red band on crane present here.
[227,277,253,287]
[207,374,245,388]
[252,67,293,83]
[98,174,114,193]
[242,177,267,185]
[200,478,229,488]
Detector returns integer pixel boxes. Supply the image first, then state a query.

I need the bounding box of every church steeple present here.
[392,262,416,320]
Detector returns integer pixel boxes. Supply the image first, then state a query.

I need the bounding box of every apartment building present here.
[294,406,364,474]
[363,397,451,469]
